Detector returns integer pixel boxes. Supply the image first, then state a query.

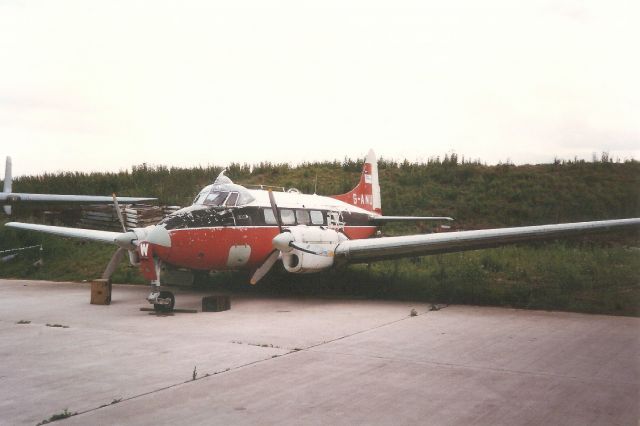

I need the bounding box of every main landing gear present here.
[146,257,175,313]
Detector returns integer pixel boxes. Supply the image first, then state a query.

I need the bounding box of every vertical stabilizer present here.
[3,156,12,193]
[331,149,382,215]
[3,156,12,214]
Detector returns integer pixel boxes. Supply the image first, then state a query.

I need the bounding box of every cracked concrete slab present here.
[0,279,637,425]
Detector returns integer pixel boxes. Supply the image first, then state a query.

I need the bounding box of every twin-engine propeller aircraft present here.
[1,156,156,214]
[6,150,640,312]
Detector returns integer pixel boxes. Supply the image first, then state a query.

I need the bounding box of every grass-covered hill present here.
[1,155,639,315]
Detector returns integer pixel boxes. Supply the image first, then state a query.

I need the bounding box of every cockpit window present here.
[192,173,255,207]
[193,187,210,205]
[205,191,229,206]
[225,192,239,207]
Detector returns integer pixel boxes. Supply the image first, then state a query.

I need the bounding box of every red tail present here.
[331,149,381,215]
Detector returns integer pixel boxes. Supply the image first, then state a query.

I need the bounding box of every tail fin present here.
[332,149,382,215]
[3,156,12,215]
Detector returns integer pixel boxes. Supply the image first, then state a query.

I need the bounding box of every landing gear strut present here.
[146,257,175,313]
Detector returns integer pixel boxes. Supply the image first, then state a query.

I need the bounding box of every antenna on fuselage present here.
[314,173,318,195]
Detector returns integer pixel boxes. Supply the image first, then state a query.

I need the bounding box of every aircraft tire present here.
[154,291,175,313]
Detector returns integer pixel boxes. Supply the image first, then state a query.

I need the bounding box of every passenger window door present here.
[264,208,277,225]
[310,210,324,225]
[280,209,295,225]
[296,210,310,225]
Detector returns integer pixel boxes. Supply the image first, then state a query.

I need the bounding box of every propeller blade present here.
[289,242,335,257]
[268,189,283,233]
[102,247,127,279]
[112,193,127,233]
[250,249,279,285]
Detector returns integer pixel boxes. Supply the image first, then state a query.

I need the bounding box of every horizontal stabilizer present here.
[370,216,454,223]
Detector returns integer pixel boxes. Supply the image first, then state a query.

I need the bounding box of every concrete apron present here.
[0,279,637,426]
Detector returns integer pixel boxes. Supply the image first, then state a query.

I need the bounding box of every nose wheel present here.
[148,290,175,313]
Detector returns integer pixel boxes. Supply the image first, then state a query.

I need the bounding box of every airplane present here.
[5,150,640,312]
[1,156,156,214]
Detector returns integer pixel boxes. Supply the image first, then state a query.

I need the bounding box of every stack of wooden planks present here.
[79,204,182,231]
[124,204,164,229]
[78,205,124,231]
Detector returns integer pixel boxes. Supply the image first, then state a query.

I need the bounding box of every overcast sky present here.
[1,0,638,176]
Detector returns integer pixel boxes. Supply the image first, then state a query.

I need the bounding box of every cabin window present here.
[263,208,277,225]
[310,210,324,225]
[225,192,239,207]
[280,209,295,225]
[295,210,310,225]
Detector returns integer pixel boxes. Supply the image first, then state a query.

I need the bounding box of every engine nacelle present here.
[281,226,346,274]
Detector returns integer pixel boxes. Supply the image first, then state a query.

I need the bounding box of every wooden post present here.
[90,279,112,305]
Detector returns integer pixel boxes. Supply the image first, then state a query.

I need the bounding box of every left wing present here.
[335,218,640,263]
[4,222,124,245]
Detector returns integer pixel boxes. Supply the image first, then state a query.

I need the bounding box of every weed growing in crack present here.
[36,408,77,425]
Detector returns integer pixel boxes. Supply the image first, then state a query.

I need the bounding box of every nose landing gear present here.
[146,256,175,313]
[147,290,175,313]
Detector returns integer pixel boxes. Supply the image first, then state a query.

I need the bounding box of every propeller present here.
[101,194,131,280]
[249,190,334,285]
[112,193,127,233]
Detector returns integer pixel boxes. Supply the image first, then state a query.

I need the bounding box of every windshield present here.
[192,182,254,207]
[192,172,255,207]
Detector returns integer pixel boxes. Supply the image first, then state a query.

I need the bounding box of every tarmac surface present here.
[0,279,638,426]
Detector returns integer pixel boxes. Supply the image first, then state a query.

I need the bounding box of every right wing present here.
[335,218,640,263]
[5,222,123,245]
[369,215,454,223]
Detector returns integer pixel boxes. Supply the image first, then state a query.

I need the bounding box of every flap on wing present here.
[5,222,122,245]
[336,218,640,263]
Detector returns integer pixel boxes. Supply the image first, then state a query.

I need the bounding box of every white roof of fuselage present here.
[245,189,375,216]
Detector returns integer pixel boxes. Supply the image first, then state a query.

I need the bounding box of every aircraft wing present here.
[4,222,122,245]
[335,218,640,263]
[369,215,454,223]
[0,193,156,204]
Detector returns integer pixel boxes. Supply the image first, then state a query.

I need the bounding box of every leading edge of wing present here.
[5,222,122,245]
[335,218,640,263]
[0,193,156,204]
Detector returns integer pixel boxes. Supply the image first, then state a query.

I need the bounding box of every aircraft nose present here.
[145,225,172,248]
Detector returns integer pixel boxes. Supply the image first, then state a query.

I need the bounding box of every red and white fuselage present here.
[136,150,382,279]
